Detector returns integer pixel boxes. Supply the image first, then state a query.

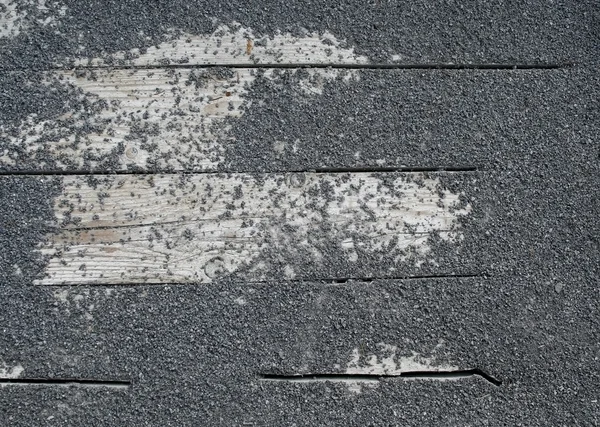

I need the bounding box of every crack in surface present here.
[0,378,131,389]
[260,369,502,386]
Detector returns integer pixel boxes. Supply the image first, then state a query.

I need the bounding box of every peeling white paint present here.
[39,172,470,285]
[0,0,66,39]
[53,289,69,303]
[346,345,457,375]
[13,264,22,276]
[283,265,296,280]
[4,21,472,284]
[0,1,26,39]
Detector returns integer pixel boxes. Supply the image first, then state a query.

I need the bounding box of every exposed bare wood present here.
[0,67,357,172]
[36,172,471,285]
[63,23,369,68]
[0,0,67,40]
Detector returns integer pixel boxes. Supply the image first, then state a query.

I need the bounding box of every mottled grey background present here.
[0,1,598,425]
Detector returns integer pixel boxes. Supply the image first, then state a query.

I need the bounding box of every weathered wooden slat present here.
[2,67,593,174]
[1,3,593,69]
[66,24,369,68]
[36,172,471,285]
[0,67,356,172]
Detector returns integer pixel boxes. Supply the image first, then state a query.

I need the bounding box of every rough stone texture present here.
[220,68,598,174]
[1,68,597,173]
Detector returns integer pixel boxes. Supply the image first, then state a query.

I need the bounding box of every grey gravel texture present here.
[220,68,598,173]
[0,176,61,287]
[0,0,598,68]
[0,277,598,426]
[0,1,599,426]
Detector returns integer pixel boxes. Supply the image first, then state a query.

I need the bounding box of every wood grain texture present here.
[36,172,471,285]
[1,67,356,172]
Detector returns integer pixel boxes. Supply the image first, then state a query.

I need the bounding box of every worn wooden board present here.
[0,67,357,172]
[3,67,592,174]
[35,172,471,285]
[1,1,598,426]
[65,24,369,68]
[1,2,594,69]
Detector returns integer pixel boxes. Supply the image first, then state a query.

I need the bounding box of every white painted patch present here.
[0,362,24,380]
[234,296,246,305]
[341,239,359,263]
[38,172,470,285]
[12,264,22,276]
[347,343,457,375]
[283,265,296,280]
[67,22,368,67]
[346,381,373,394]
[38,173,470,285]
[0,1,25,38]
[261,344,460,395]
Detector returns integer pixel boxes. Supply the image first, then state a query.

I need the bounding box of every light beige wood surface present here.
[35,172,471,285]
[62,24,369,68]
[0,67,358,172]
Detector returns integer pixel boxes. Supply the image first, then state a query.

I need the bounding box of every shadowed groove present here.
[260,369,502,386]
[0,378,131,389]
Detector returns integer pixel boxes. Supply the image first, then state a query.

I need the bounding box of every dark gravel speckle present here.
[0,0,598,68]
[0,176,61,287]
[0,1,599,425]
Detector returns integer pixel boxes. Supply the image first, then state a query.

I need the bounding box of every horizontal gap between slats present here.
[39,273,488,288]
[60,221,442,232]
[0,378,130,389]
[260,369,502,386]
[1,62,572,72]
[0,166,479,177]
[323,273,485,285]
[314,166,478,173]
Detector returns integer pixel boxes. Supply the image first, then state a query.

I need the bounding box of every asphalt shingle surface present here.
[0,0,598,68]
[0,1,598,426]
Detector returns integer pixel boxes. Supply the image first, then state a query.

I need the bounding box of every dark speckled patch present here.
[0,277,598,425]
[0,176,61,287]
[0,0,598,68]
